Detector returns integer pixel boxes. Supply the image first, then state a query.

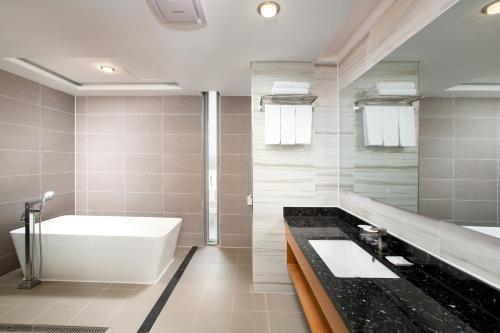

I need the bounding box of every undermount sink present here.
[309,240,399,279]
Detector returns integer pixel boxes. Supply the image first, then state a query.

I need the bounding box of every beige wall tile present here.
[87,134,124,153]
[164,134,202,153]
[87,115,124,134]
[0,151,39,176]
[221,234,251,248]
[125,96,162,115]
[125,192,163,213]
[164,173,202,194]
[125,134,162,154]
[125,173,162,193]
[220,96,251,114]
[0,69,40,103]
[165,115,202,134]
[87,173,125,192]
[164,193,202,213]
[221,115,251,134]
[125,115,162,134]
[164,212,203,233]
[41,173,75,194]
[87,192,124,212]
[87,154,125,173]
[220,174,251,195]
[0,95,39,127]
[41,85,74,113]
[220,155,251,174]
[41,107,74,132]
[177,232,204,246]
[41,130,74,153]
[126,154,162,173]
[75,96,86,114]
[87,96,125,115]
[164,154,203,173]
[221,135,251,154]
[41,152,74,174]
[220,194,251,215]
[0,175,39,203]
[0,123,39,150]
[220,214,252,234]
[164,96,202,114]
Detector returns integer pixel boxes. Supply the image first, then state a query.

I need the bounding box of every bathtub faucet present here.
[18,191,54,289]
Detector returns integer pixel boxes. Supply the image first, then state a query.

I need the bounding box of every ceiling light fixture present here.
[482,1,500,14]
[257,1,280,18]
[98,65,116,73]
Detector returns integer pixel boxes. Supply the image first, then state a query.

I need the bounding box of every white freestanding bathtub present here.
[10,215,182,284]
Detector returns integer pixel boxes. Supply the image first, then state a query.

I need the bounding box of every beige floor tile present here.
[268,311,309,333]
[0,303,50,324]
[32,304,83,325]
[121,283,165,309]
[198,288,234,310]
[0,270,23,286]
[57,287,103,306]
[189,309,231,333]
[230,311,269,333]
[0,304,13,317]
[106,307,150,333]
[150,305,195,333]
[236,265,252,292]
[266,293,302,313]
[238,248,252,257]
[166,284,201,309]
[69,305,116,326]
[233,292,266,312]
[90,288,134,308]
[0,287,31,306]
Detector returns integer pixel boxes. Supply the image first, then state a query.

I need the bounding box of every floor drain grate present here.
[0,324,108,333]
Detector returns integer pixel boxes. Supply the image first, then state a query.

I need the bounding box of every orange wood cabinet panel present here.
[285,225,349,333]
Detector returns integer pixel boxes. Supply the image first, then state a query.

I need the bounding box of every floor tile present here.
[150,304,195,333]
[189,309,232,333]
[90,288,134,308]
[0,303,50,324]
[230,311,269,333]
[266,293,302,312]
[233,292,266,312]
[69,305,116,326]
[32,304,83,325]
[198,288,234,310]
[105,307,150,333]
[268,311,309,333]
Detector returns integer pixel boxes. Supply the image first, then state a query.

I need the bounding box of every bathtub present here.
[10,215,182,284]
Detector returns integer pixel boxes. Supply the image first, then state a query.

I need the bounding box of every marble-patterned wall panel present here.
[251,62,338,292]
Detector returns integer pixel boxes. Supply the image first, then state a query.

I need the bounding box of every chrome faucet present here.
[371,227,388,254]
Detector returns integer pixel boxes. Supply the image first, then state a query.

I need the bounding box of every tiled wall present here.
[0,69,75,276]
[75,96,205,246]
[419,97,500,227]
[251,62,338,292]
[220,97,252,248]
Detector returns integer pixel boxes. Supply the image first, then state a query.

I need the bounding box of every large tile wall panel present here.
[0,70,75,276]
[220,97,252,248]
[75,95,204,245]
[251,62,338,292]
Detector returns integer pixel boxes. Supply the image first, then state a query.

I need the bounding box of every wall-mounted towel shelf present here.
[353,95,422,110]
[259,94,318,111]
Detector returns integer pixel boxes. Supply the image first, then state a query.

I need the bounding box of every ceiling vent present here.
[148,0,207,28]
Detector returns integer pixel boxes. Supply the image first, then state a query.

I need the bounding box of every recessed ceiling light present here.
[482,1,500,14]
[257,1,280,18]
[98,65,116,73]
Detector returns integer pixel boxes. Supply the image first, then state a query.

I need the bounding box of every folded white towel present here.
[272,87,309,95]
[398,106,416,147]
[368,87,417,96]
[280,105,296,145]
[375,82,415,89]
[295,105,312,144]
[383,107,400,147]
[272,81,310,95]
[265,105,281,145]
[362,106,384,146]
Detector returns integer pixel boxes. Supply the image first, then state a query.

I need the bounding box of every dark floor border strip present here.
[137,246,198,333]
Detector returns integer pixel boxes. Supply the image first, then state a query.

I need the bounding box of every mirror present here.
[339,1,500,239]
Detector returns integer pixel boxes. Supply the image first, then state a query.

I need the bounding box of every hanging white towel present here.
[265,105,281,145]
[398,106,416,147]
[383,107,400,147]
[362,106,384,146]
[295,105,312,144]
[280,105,296,145]
[375,82,415,89]
[368,87,417,96]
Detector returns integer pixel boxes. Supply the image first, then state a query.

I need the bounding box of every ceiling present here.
[386,0,500,98]
[0,0,356,96]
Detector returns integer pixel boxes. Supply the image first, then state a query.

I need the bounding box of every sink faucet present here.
[371,227,388,254]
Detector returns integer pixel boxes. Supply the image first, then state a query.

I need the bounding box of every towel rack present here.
[259,94,318,111]
[353,95,423,111]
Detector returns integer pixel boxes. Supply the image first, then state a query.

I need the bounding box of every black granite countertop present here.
[284,207,500,333]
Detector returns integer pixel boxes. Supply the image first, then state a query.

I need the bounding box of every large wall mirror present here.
[339,1,500,239]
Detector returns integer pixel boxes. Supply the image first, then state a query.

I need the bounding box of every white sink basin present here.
[309,240,399,279]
